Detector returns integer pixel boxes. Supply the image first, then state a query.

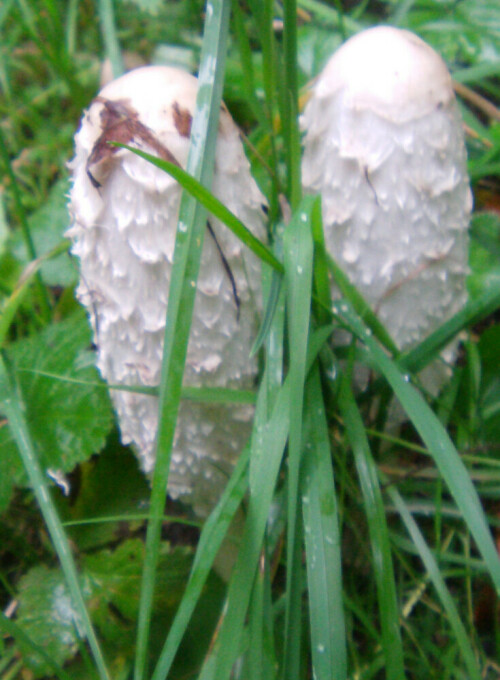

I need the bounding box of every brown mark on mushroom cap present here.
[172,101,192,138]
[86,97,182,187]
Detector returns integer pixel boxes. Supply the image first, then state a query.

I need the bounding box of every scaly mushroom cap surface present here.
[67,66,266,516]
[301,26,472,378]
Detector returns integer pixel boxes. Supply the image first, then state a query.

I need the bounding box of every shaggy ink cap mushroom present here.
[301,26,472,390]
[67,66,266,516]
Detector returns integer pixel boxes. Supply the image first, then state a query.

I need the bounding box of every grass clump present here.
[1,1,500,679]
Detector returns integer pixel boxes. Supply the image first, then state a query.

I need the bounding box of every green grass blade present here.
[97,0,123,79]
[232,1,267,129]
[310,196,333,326]
[197,376,291,680]
[18,369,256,404]
[133,3,231,679]
[400,285,500,374]
[302,365,347,680]
[15,0,83,107]
[338,371,406,680]
[0,356,110,680]
[0,125,51,321]
[65,0,79,55]
[112,144,283,273]
[334,299,500,594]
[262,237,286,406]
[327,254,399,356]
[247,553,276,680]
[297,0,360,32]
[249,0,282,215]
[150,446,250,680]
[282,0,301,207]
[0,241,69,347]
[281,196,315,680]
[196,266,322,680]
[250,267,282,356]
[382,475,482,680]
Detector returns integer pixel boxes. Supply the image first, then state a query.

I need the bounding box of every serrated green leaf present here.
[84,539,194,641]
[0,311,114,511]
[16,565,81,677]
[14,540,200,676]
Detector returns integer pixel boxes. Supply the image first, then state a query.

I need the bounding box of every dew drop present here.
[326,366,337,381]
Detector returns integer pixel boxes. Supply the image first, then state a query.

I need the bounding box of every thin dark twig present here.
[207,219,240,319]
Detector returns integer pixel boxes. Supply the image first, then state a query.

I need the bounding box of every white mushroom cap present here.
[301,26,472,392]
[67,66,266,516]
[314,26,454,123]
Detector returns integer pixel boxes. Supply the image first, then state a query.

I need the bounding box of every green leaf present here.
[0,610,73,680]
[12,178,76,287]
[0,352,110,680]
[15,566,81,677]
[0,311,113,511]
[14,540,206,678]
[84,539,194,642]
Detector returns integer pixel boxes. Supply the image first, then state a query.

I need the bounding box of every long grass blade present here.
[195,290,337,680]
[197,375,291,680]
[328,254,399,356]
[133,3,231,679]
[400,285,500,374]
[334,299,500,593]
[302,365,347,680]
[0,356,110,680]
[0,126,51,320]
[112,144,283,273]
[382,475,482,680]
[282,0,301,207]
[150,446,250,680]
[281,196,315,680]
[97,0,123,79]
[338,370,406,680]
[247,552,276,680]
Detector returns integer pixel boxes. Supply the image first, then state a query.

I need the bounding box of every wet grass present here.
[1,1,500,679]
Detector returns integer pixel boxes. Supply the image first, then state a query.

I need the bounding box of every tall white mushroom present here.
[67,66,266,516]
[301,26,472,390]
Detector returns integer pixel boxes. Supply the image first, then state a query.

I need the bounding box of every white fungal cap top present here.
[67,66,266,516]
[315,26,454,123]
[301,26,472,390]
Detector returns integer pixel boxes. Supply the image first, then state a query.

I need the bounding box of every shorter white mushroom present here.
[67,66,266,516]
[301,26,472,393]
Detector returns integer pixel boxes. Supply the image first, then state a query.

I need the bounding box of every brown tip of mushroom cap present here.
[316,26,454,123]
